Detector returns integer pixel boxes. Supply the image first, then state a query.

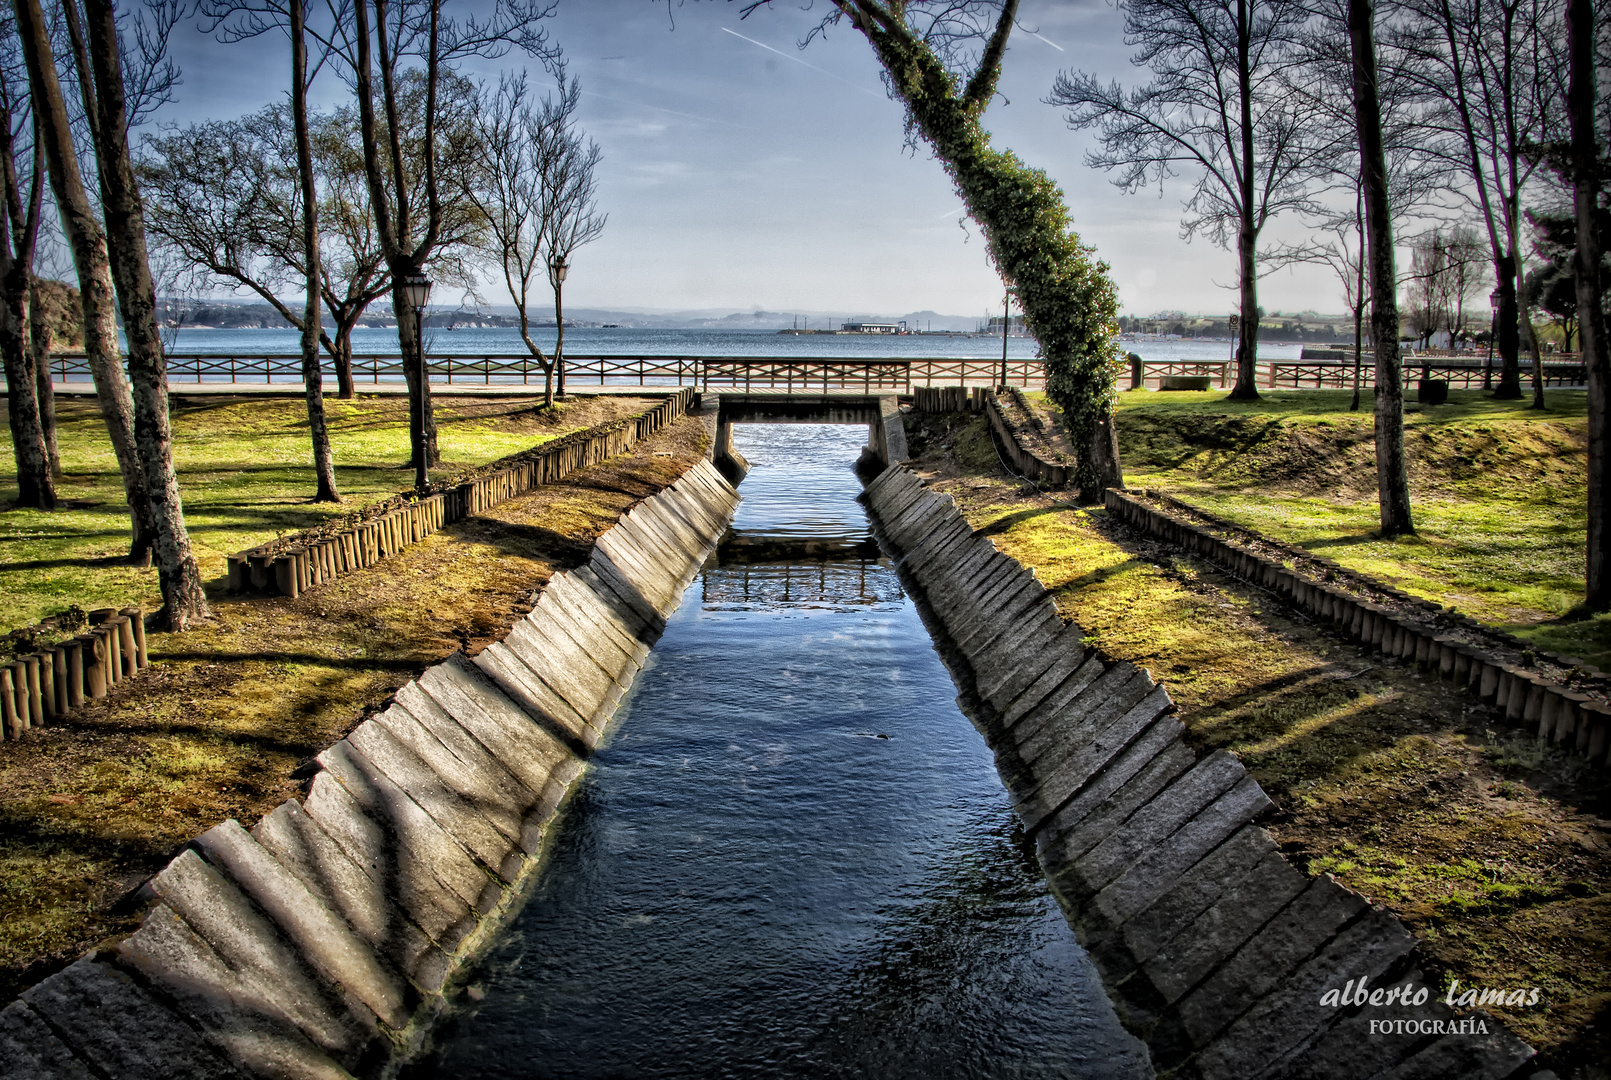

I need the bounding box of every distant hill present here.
[157,298,995,333]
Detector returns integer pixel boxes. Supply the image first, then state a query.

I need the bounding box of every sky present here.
[153,0,1354,319]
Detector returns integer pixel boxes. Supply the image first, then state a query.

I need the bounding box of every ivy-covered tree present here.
[734,0,1125,497]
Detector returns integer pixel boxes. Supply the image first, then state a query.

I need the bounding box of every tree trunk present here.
[1494,254,1523,398]
[1228,0,1261,402]
[334,324,355,399]
[1229,217,1261,399]
[1518,255,1546,409]
[29,281,59,477]
[391,277,438,467]
[1570,0,1610,609]
[12,0,155,561]
[292,0,339,504]
[1,279,53,508]
[81,0,208,629]
[1349,0,1413,537]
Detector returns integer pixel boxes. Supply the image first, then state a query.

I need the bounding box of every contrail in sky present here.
[1026,29,1064,51]
[579,89,753,129]
[720,27,883,98]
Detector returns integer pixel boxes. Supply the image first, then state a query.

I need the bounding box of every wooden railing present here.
[43,353,1049,391]
[1267,357,1587,389]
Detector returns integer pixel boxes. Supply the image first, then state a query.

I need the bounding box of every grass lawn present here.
[0,393,650,630]
[1027,387,1605,666]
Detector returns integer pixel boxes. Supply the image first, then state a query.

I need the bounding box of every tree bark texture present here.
[29,283,59,477]
[1570,0,1610,609]
[1493,254,1523,398]
[292,0,339,503]
[12,0,155,560]
[1349,0,1413,537]
[0,89,52,509]
[334,325,355,399]
[81,0,208,627]
[1,286,52,509]
[1228,0,1261,401]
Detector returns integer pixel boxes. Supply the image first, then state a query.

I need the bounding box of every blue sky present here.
[154,0,1348,318]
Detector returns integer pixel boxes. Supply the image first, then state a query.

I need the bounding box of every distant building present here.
[841,320,905,334]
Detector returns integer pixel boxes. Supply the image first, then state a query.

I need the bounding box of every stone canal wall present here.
[0,460,739,1080]
[861,464,1541,1080]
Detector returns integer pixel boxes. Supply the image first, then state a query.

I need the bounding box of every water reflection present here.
[412,425,1151,1080]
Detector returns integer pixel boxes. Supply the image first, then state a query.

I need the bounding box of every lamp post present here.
[1000,287,1011,389]
[1485,287,1501,391]
[550,255,569,399]
[402,274,432,491]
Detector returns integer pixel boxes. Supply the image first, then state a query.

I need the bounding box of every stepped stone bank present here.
[0,459,740,1079]
[861,463,1543,1080]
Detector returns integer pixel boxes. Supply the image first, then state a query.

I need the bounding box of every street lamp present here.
[402,274,432,490]
[1485,286,1501,390]
[550,255,569,399]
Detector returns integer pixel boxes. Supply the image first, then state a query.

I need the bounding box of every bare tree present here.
[1390,0,1566,407]
[0,15,51,509]
[196,0,339,500]
[534,69,603,400]
[1051,0,1322,401]
[76,0,207,625]
[12,0,158,559]
[327,0,557,474]
[1351,0,1412,536]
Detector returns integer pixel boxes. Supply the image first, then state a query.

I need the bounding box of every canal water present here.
[412,425,1151,1079]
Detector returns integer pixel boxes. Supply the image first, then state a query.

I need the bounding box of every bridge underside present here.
[704,391,909,485]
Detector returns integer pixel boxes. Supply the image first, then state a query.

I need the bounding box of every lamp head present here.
[1489,288,1502,312]
[550,255,569,283]
[403,275,432,309]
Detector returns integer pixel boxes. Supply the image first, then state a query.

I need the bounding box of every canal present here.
[411,425,1151,1079]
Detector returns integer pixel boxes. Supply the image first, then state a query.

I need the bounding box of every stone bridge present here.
[700,390,910,483]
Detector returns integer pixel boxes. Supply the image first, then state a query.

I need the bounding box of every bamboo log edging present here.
[0,460,742,1078]
[1105,487,1611,770]
[226,389,696,599]
[0,607,149,741]
[861,465,1537,1080]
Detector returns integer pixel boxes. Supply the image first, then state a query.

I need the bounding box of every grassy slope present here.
[1032,387,1604,666]
[907,410,1610,1075]
[0,394,649,629]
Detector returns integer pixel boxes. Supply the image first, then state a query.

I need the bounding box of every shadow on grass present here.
[976,505,1067,538]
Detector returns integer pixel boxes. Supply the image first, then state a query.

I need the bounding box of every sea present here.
[163,326,1305,366]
